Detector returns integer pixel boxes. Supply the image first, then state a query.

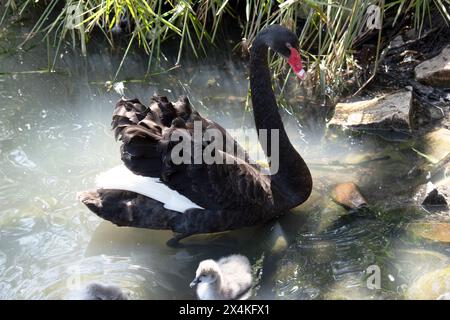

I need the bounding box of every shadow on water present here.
[0,20,448,300]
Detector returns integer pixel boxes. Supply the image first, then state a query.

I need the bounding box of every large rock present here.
[406,267,450,300]
[415,45,450,87]
[328,91,412,131]
[408,222,450,243]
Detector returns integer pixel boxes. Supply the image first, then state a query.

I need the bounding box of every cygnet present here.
[190,254,252,300]
[66,283,128,300]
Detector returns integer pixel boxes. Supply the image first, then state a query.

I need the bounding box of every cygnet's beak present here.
[190,277,200,288]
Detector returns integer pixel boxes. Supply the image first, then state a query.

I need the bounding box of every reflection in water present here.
[0,23,448,300]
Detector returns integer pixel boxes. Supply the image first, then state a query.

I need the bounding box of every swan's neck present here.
[250,41,291,151]
[250,39,312,206]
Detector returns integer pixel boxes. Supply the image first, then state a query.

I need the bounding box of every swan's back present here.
[111,96,271,211]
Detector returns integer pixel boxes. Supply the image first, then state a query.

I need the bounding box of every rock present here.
[410,129,450,182]
[406,268,450,300]
[316,198,348,232]
[344,152,377,165]
[331,182,368,210]
[413,128,450,164]
[328,91,412,131]
[420,180,449,209]
[396,249,449,268]
[423,188,448,207]
[395,249,449,283]
[323,274,382,300]
[206,78,217,87]
[415,45,450,87]
[408,222,450,243]
[404,29,418,41]
[389,35,404,49]
[268,222,288,255]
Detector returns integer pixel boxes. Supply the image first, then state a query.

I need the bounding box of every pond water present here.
[0,21,448,300]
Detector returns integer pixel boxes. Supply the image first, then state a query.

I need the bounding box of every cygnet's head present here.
[190,260,221,288]
[86,283,128,300]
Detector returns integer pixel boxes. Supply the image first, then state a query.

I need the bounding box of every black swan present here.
[78,24,312,245]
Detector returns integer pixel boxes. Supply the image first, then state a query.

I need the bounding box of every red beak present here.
[287,47,306,80]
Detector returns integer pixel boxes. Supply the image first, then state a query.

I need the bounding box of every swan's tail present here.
[77,189,181,229]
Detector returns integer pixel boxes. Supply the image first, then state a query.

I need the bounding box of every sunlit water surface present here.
[0,24,448,300]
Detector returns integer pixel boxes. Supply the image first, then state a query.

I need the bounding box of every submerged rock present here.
[415,45,450,87]
[410,129,450,181]
[316,198,348,232]
[408,222,450,243]
[268,222,289,255]
[323,273,384,300]
[396,249,449,273]
[331,182,368,210]
[406,267,450,300]
[415,128,450,164]
[328,91,412,131]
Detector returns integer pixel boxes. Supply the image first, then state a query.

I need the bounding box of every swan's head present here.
[258,24,306,80]
[190,259,221,287]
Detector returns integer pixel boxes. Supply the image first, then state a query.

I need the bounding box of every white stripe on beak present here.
[296,69,306,80]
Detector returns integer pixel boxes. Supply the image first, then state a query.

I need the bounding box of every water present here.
[0,22,449,300]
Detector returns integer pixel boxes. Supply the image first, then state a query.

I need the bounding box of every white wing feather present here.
[95,165,203,213]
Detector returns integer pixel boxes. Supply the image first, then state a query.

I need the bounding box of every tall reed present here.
[2,0,449,99]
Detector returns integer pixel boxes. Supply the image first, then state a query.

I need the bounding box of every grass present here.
[386,0,450,37]
[2,0,450,101]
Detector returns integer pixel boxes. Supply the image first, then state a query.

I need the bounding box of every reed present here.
[2,0,449,99]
